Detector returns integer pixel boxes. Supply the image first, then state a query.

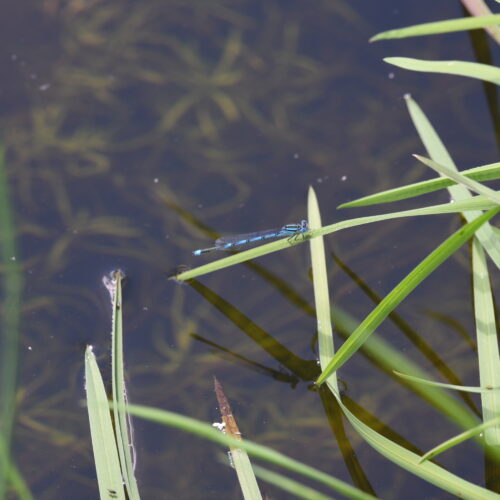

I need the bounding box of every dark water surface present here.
[1,1,499,499]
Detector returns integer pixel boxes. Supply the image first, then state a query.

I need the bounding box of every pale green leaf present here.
[386,57,500,85]
[393,370,499,393]
[371,15,500,41]
[473,239,500,445]
[414,155,500,205]
[308,186,337,389]
[338,162,500,208]
[84,346,126,500]
[405,95,500,268]
[109,271,140,500]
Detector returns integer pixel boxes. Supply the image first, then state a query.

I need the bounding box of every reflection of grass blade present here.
[188,279,316,381]
[338,162,500,208]
[317,206,500,384]
[84,346,125,500]
[109,271,140,499]
[0,144,23,498]
[472,239,500,445]
[370,15,500,41]
[385,57,500,85]
[213,378,262,500]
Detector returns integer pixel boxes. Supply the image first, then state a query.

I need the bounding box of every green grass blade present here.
[332,393,500,500]
[175,196,495,281]
[472,238,500,445]
[405,94,500,268]
[231,448,262,500]
[338,162,500,208]
[252,465,336,500]
[84,346,126,500]
[124,404,377,500]
[109,271,140,500]
[308,187,337,390]
[393,371,498,393]
[385,57,500,85]
[316,207,500,384]
[4,460,33,500]
[414,155,500,204]
[371,15,500,41]
[0,144,23,499]
[420,418,500,464]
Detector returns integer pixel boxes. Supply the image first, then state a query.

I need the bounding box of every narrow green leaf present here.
[420,418,500,464]
[316,207,500,385]
[252,465,336,500]
[371,15,500,41]
[84,346,126,500]
[472,239,500,445]
[393,371,499,393]
[308,187,337,389]
[386,57,500,85]
[109,271,141,500]
[338,162,500,208]
[414,155,500,205]
[0,144,23,499]
[405,95,500,268]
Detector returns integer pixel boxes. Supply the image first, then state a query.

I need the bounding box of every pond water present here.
[1,1,499,499]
